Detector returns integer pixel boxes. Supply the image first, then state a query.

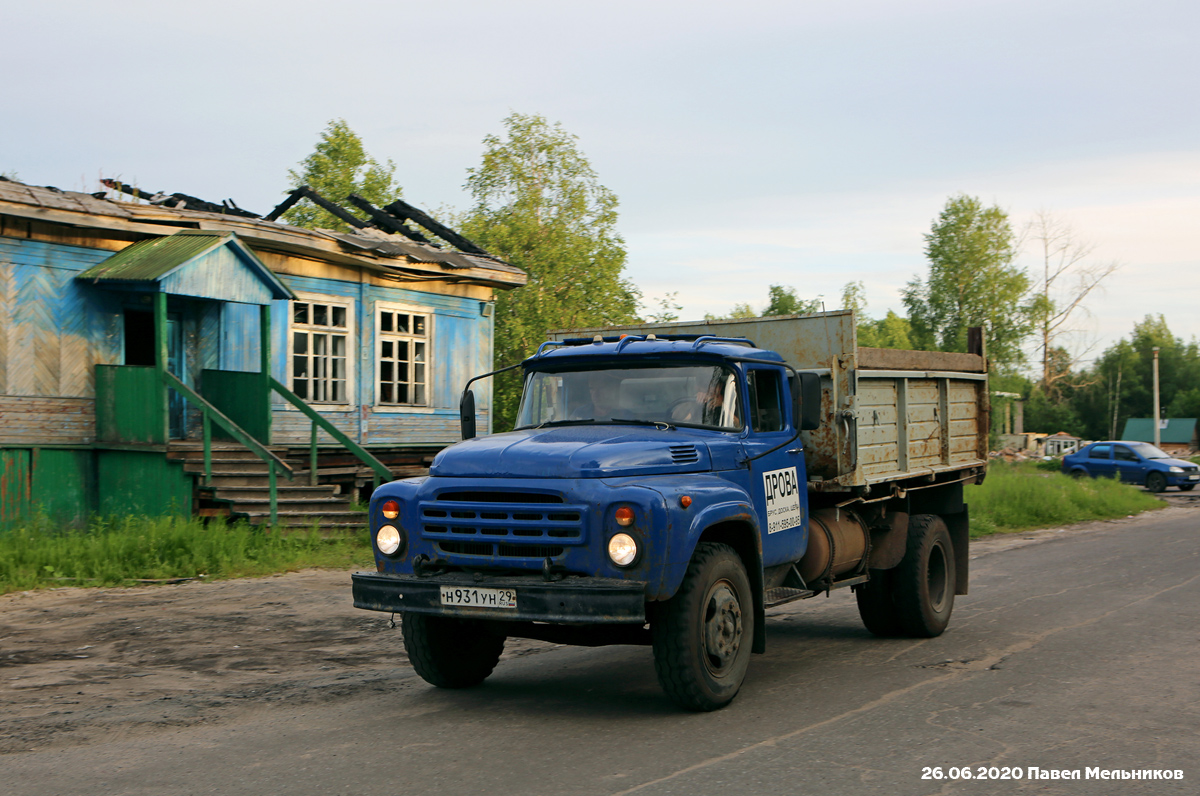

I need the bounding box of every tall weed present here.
[0,515,372,594]
[966,462,1164,536]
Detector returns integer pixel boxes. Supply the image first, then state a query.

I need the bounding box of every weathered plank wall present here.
[0,237,120,398]
[270,274,492,446]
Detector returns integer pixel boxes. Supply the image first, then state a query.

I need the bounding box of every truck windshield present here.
[515,364,742,431]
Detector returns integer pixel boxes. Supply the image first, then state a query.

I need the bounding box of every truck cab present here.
[353,314,987,710]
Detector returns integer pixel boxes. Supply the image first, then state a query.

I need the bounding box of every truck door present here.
[743,367,808,566]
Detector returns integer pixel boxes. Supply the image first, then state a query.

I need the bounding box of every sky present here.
[5,0,1198,370]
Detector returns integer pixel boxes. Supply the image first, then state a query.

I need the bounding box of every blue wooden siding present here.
[0,236,496,449]
[0,238,122,401]
[161,245,276,305]
[270,274,493,446]
[220,302,263,372]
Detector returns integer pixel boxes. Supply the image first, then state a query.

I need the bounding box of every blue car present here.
[1061,441,1200,492]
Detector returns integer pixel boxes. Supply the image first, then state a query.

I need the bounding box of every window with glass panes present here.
[291,300,349,402]
[378,308,429,406]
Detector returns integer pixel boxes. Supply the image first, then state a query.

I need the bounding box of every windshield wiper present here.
[513,419,600,431]
[517,418,675,431]
[609,418,675,430]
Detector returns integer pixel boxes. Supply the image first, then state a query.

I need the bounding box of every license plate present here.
[1189,475,1199,481]
[440,586,517,609]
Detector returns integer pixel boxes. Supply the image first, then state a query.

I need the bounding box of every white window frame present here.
[287,291,355,406]
[374,299,435,412]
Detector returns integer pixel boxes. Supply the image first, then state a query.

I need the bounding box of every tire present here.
[855,569,904,637]
[1069,468,1088,479]
[401,612,505,689]
[892,515,956,638]
[652,542,754,711]
[1180,484,1195,492]
[1145,472,1167,493]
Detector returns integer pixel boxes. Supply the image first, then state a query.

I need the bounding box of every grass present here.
[0,515,374,595]
[966,461,1166,537]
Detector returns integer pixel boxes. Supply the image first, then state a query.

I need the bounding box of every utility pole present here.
[1152,347,1161,448]
[1111,364,1122,440]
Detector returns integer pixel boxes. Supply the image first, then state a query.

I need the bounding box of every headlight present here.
[377,524,404,556]
[1169,466,1183,473]
[608,533,638,567]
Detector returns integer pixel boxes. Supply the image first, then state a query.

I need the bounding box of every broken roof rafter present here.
[383,197,488,256]
[100,179,260,219]
[265,186,491,257]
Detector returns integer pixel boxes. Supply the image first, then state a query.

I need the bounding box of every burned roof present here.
[0,176,525,289]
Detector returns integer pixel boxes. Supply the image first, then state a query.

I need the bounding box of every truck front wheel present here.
[401,613,506,688]
[652,542,754,711]
[893,514,956,637]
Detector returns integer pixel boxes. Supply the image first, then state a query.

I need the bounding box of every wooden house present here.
[1121,418,1198,457]
[0,178,525,527]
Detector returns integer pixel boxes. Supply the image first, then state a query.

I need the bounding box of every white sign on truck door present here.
[762,466,803,534]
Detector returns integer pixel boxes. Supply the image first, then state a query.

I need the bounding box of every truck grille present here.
[420,492,587,548]
[436,542,566,559]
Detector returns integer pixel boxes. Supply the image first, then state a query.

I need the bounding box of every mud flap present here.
[942,506,970,595]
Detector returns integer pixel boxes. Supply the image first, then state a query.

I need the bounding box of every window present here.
[747,370,785,433]
[1088,444,1111,460]
[291,299,350,403]
[1114,446,1138,462]
[377,306,431,406]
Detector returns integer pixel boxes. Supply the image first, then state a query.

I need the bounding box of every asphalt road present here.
[5,506,1198,796]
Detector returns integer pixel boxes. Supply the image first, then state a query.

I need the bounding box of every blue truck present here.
[352,312,989,710]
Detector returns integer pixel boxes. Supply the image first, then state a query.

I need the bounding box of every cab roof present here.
[525,334,785,365]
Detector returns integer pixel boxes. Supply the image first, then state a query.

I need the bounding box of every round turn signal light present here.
[615,506,635,526]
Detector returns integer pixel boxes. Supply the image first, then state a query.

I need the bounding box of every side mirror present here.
[459,389,477,440]
[795,372,821,431]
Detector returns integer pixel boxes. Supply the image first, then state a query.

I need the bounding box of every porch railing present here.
[161,372,295,525]
[269,377,392,490]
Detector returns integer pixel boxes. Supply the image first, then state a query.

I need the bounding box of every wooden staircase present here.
[168,442,367,530]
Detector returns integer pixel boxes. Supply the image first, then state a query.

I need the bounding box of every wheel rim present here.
[702,578,743,675]
[927,542,949,613]
[1148,473,1164,492]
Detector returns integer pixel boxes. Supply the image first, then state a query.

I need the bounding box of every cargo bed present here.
[551,311,989,491]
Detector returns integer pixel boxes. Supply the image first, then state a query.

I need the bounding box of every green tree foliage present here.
[763,284,821,316]
[903,195,1032,371]
[284,119,403,232]
[644,291,683,323]
[461,113,641,430]
[841,281,914,349]
[707,285,820,320]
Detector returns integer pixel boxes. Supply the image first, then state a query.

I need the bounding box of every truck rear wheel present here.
[652,542,753,711]
[893,514,955,637]
[401,613,506,688]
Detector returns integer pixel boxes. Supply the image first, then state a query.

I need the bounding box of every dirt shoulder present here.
[3,500,1193,756]
[0,569,556,754]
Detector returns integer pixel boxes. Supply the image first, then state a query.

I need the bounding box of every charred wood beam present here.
[346,194,435,245]
[100,179,260,218]
[383,198,490,256]
[264,185,370,230]
[262,188,306,222]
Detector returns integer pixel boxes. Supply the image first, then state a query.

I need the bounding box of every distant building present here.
[0,178,525,526]
[1121,418,1198,457]
[1041,432,1081,457]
